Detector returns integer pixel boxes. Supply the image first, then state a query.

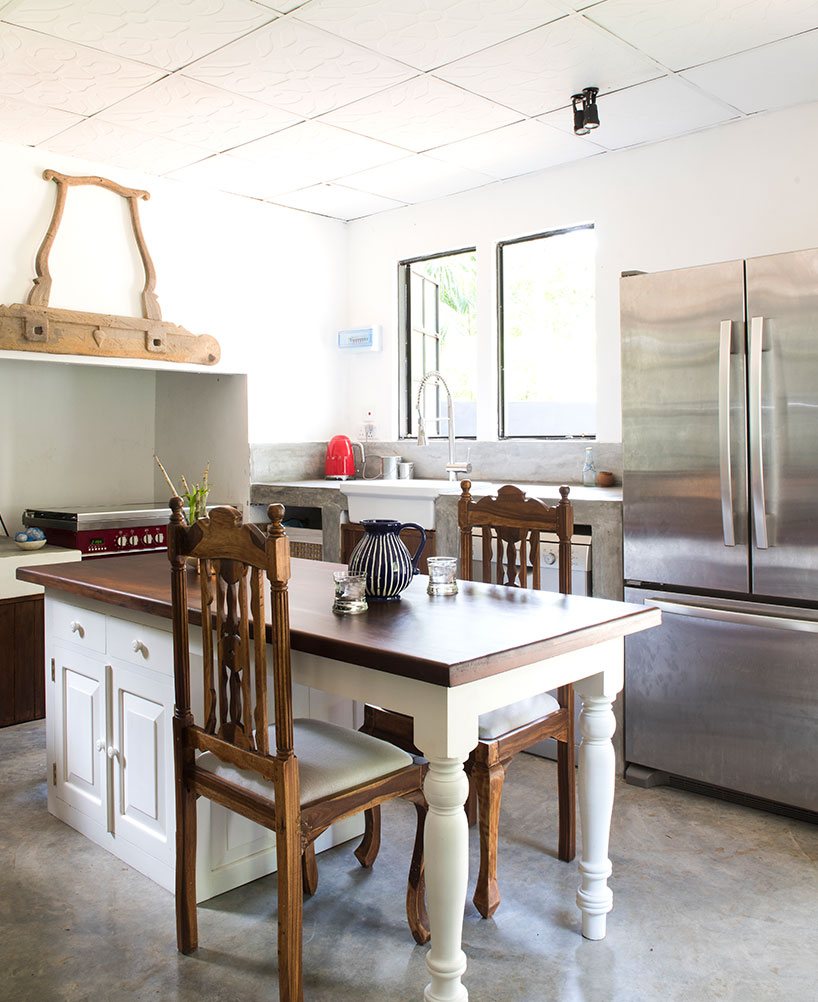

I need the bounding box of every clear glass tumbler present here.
[333,571,368,614]
[427,556,458,596]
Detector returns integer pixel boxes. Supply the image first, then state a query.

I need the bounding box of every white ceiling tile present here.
[428,118,602,178]
[0,94,82,145]
[0,23,165,116]
[681,29,818,115]
[294,0,565,71]
[587,0,818,71]
[541,75,737,150]
[167,152,291,199]
[185,18,415,118]
[272,183,404,218]
[231,120,408,190]
[3,0,274,71]
[320,76,521,152]
[253,0,309,10]
[41,118,210,173]
[339,154,492,202]
[97,74,301,153]
[434,15,662,116]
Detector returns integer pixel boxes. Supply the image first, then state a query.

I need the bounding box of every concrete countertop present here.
[252,478,622,503]
[0,539,82,599]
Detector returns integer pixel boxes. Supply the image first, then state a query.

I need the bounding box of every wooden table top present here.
[18,554,660,687]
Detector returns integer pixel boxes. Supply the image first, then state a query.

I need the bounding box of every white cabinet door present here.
[53,642,107,827]
[111,661,174,865]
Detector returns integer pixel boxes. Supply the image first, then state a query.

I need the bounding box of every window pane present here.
[403,250,477,437]
[501,227,596,437]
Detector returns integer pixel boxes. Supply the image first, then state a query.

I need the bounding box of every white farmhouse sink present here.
[341,479,496,528]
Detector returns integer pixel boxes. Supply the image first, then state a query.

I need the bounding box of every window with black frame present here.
[498,225,596,438]
[400,249,477,439]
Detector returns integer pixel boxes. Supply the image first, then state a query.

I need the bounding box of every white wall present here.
[0,141,348,446]
[343,102,818,443]
[0,359,157,532]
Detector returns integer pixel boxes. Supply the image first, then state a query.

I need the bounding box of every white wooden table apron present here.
[294,636,624,1002]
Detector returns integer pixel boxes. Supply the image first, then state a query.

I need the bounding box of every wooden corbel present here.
[0,170,220,365]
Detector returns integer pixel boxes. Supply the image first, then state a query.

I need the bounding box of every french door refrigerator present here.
[621,248,818,814]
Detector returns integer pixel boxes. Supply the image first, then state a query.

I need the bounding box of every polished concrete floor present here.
[2,720,817,1002]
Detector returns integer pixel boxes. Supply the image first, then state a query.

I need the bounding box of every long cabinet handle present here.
[718,320,736,546]
[105,664,115,835]
[647,598,818,634]
[749,316,769,549]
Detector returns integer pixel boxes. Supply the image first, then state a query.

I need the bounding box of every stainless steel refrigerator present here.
[621,248,818,814]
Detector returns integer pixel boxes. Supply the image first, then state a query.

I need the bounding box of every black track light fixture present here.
[572,92,589,136]
[571,86,600,136]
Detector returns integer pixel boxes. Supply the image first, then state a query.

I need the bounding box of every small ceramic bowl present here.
[595,471,616,487]
[15,539,47,550]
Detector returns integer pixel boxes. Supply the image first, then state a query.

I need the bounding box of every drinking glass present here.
[333,571,368,614]
[427,556,458,596]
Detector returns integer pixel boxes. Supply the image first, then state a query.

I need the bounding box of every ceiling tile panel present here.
[3,0,275,71]
[167,152,293,199]
[253,0,309,10]
[0,23,165,116]
[681,29,818,114]
[41,118,210,173]
[97,74,301,152]
[434,15,662,116]
[0,94,82,145]
[231,120,408,190]
[541,75,737,149]
[185,18,416,118]
[320,75,521,152]
[587,0,818,71]
[428,119,602,178]
[272,183,404,218]
[294,0,565,71]
[339,154,492,202]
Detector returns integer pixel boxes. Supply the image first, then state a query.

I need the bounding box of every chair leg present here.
[406,799,430,945]
[464,758,478,827]
[354,806,382,868]
[175,778,198,954]
[473,758,506,920]
[557,732,577,863]
[301,841,318,897]
[275,758,304,1002]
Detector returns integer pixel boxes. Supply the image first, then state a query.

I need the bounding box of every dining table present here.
[19,552,661,1002]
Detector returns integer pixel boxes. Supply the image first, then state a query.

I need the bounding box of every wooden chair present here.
[359,480,576,921]
[168,500,429,1002]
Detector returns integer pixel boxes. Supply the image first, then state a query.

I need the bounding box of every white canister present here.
[382,456,401,479]
[398,462,414,479]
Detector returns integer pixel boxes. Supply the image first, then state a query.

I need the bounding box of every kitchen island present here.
[20,551,659,1002]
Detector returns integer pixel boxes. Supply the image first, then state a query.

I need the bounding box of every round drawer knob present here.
[69,620,85,638]
[543,552,556,566]
[132,639,148,658]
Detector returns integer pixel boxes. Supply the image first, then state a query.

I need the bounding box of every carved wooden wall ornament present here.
[0,170,220,365]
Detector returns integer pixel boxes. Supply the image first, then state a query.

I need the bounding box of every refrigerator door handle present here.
[718,320,736,546]
[646,597,818,634]
[749,316,769,549]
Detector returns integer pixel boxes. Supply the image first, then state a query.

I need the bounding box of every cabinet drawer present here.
[108,616,173,677]
[50,599,106,654]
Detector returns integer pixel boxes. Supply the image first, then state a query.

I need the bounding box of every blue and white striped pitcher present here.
[348,519,427,602]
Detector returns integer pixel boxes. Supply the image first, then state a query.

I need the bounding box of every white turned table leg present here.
[575,691,617,940]
[422,757,470,1002]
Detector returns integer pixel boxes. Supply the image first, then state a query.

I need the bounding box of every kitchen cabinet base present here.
[0,595,44,727]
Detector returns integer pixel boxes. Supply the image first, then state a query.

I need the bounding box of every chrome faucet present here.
[415,370,472,482]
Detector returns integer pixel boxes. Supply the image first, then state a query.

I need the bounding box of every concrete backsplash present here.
[251,440,623,485]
